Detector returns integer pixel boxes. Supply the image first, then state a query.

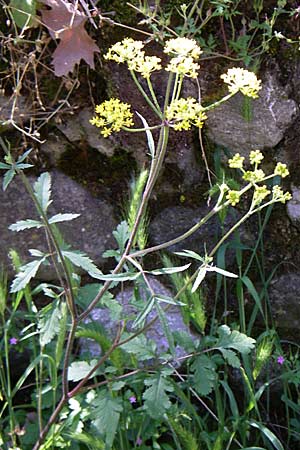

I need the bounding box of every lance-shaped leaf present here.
[9,219,43,232]
[192,264,238,293]
[136,111,155,158]
[10,257,46,292]
[48,213,80,224]
[149,263,191,276]
[34,172,52,213]
[3,169,16,191]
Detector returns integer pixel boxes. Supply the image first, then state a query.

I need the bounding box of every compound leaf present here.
[143,372,173,419]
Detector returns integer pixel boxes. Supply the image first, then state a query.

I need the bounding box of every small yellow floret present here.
[249,150,264,165]
[253,185,270,205]
[166,56,200,78]
[221,68,262,98]
[228,153,244,169]
[226,190,240,206]
[104,38,144,64]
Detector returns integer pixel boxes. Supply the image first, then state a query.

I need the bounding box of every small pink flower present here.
[9,337,18,345]
[129,396,136,404]
[136,436,142,446]
[277,355,285,365]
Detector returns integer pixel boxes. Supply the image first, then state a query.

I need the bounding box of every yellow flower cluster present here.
[221,68,262,98]
[166,97,207,130]
[164,37,202,79]
[104,38,161,79]
[90,98,134,137]
[226,150,291,207]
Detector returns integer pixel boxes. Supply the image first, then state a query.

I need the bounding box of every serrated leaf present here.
[62,250,102,279]
[9,0,37,29]
[3,169,15,191]
[112,221,130,252]
[191,354,216,396]
[136,111,155,158]
[48,213,80,224]
[94,272,140,282]
[38,301,62,346]
[91,390,123,449]
[217,325,256,354]
[68,359,98,382]
[9,219,43,231]
[220,348,241,368]
[149,263,191,276]
[10,258,45,292]
[121,333,157,361]
[143,373,173,419]
[34,172,52,213]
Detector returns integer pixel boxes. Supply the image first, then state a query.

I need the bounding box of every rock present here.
[0,170,116,279]
[81,278,196,362]
[0,94,28,128]
[149,204,242,256]
[269,273,300,336]
[287,186,300,229]
[56,107,117,156]
[206,71,298,156]
[40,133,68,166]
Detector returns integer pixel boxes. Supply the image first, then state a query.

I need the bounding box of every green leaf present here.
[3,168,15,191]
[9,0,37,29]
[112,221,130,252]
[94,272,140,282]
[17,148,33,162]
[136,111,155,158]
[9,219,43,231]
[149,263,191,275]
[0,162,11,169]
[155,301,176,356]
[143,373,173,419]
[16,163,34,170]
[219,348,241,368]
[190,354,216,396]
[217,325,256,354]
[174,249,205,262]
[192,267,207,293]
[10,258,45,292]
[48,213,80,224]
[248,420,284,450]
[132,296,155,329]
[34,172,52,213]
[68,360,98,382]
[62,250,103,279]
[38,301,63,346]
[121,333,157,361]
[91,390,123,449]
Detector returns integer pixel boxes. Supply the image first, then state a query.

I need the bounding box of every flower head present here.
[250,150,264,165]
[9,337,18,345]
[164,37,202,59]
[277,355,285,365]
[253,185,270,205]
[166,56,200,78]
[226,190,241,206]
[243,169,265,183]
[274,162,289,178]
[228,153,245,169]
[129,396,136,404]
[90,98,134,137]
[221,68,262,98]
[104,38,144,64]
[131,55,162,78]
[272,185,292,203]
[166,97,207,130]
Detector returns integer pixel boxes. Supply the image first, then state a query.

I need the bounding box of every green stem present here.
[130,70,162,118]
[147,77,162,114]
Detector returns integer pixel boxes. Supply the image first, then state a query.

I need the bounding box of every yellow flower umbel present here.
[164,37,202,79]
[104,38,161,79]
[90,98,134,137]
[166,98,207,130]
[274,162,289,178]
[221,68,262,98]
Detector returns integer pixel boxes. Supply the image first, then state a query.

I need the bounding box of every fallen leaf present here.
[39,0,100,76]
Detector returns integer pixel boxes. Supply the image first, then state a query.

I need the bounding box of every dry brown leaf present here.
[39,0,100,76]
